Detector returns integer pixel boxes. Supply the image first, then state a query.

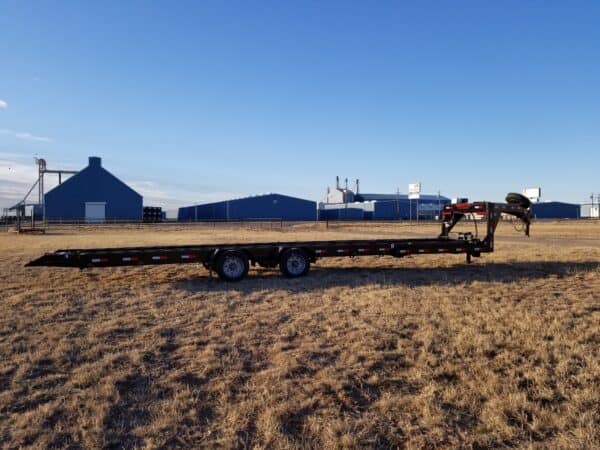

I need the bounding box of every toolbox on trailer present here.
[27,194,532,282]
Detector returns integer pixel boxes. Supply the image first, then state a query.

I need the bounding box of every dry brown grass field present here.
[1,220,599,449]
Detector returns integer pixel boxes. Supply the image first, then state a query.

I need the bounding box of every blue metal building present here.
[531,202,580,219]
[45,157,143,221]
[320,194,451,220]
[178,193,317,221]
[372,199,419,220]
[319,207,365,220]
[372,198,453,220]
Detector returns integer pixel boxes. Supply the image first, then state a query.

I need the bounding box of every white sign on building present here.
[408,182,421,200]
[523,187,541,203]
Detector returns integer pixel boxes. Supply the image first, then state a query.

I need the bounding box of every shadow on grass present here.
[175,260,600,294]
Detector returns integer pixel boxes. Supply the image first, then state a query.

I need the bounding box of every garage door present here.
[85,202,106,223]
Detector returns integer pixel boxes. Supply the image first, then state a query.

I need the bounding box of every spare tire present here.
[505,192,531,208]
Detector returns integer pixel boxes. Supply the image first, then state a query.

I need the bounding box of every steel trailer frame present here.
[26,199,531,282]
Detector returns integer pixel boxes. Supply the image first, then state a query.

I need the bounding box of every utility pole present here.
[416,198,419,224]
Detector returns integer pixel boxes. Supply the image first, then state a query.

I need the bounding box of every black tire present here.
[215,250,249,282]
[505,192,531,208]
[279,248,310,278]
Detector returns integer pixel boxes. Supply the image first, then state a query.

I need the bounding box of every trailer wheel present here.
[215,250,249,282]
[279,249,310,278]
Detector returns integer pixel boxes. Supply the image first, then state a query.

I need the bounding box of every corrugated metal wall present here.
[373,200,417,220]
[45,157,143,220]
[318,198,450,220]
[531,202,580,219]
[178,194,317,221]
[372,198,450,220]
[319,208,364,220]
[178,202,227,221]
[357,193,451,202]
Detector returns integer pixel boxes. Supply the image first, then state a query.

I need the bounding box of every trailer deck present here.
[26,196,532,281]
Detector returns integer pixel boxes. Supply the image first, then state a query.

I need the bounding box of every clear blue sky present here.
[1,1,599,210]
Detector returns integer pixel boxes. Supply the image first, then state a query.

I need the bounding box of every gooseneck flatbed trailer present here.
[26,194,532,282]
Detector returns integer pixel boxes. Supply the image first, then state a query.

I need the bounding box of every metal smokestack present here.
[355,179,359,194]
